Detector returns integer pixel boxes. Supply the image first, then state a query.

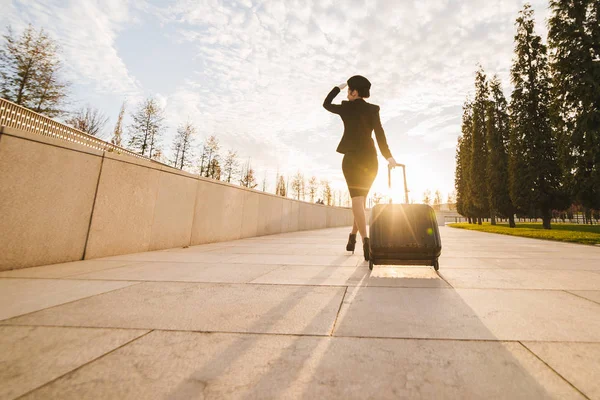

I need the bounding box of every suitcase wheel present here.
[369,260,374,271]
[433,259,439,271]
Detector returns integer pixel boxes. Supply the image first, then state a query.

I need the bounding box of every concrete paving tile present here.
[333,287,600,341]
[4,282,346,335]
[439,257,600,270]
[234,237,350,245]
[440,269,600,290]
[233,241,344,247]
[522,342,600,400]
[21,331,584,400]
[73,262,281,283]
[568,290,600,304]
[205,246,358,256]
[160,243,235,253]
[0,279,138,321]
[250,265,370,286]
[0,326,148,400]
[442,251,597,259]
[226,253,361,266]
[433,257,499,269]
[0,260,140,279]
[366,267,451,288]
[95,251,240,263]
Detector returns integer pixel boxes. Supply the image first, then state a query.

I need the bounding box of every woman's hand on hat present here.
[337,83,347,90]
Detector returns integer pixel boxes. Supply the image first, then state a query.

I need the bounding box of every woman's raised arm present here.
[323,84,346,115]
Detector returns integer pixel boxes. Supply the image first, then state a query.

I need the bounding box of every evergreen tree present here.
[456,98,474,220]
[128,97,164,158]
[111,102,126,147]
[65,105,108,137]
[0,25,68,117]
[470,66,489,224]
[548,0,600,214]
[509,4,567,229]
[486,76,515,227]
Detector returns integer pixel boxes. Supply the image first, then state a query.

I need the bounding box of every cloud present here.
[0,0,143,99]
[3,0,554,197]
[146,0,553,195]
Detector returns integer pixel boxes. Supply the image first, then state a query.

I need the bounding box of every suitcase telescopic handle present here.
[388,164,409,204]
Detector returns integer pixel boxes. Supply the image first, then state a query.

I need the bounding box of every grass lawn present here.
[448,222,600,245]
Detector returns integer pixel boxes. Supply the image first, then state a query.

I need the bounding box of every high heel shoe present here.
[363,237,371,261]
[346,233,357,253]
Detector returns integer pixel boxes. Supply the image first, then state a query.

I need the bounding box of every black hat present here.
[347,75,371,98]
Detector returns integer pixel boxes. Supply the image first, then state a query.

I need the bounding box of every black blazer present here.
[323,86,393,159]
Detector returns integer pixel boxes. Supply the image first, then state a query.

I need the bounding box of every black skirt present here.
[342,151,378,198]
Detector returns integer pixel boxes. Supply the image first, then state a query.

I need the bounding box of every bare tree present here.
[203,135,220,178]
[301,177,306,201]
[433,190,443,207]
[223,150,239,183]
[111,101,126,147]
[371,192,384,206]
[152,148,167,164]
[172,121,196,170]
[308,176,318,202]
[291,171,304,200]
[446,190,456,205]
[321,180,332,206]
[240,159,257,188]
[276,175,287,197]
[65,105,108,137]
[261,171,268,192]
[209,158,221,180]
[422,189,432,205]
[344,192,351,207]
[197,141,208,176]
[0,25,69,117]
[34,59,68,117]
[128,97,164,158]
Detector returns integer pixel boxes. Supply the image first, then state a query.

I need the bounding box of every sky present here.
[1,0,552,203]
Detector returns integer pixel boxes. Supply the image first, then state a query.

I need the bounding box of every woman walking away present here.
[323,75,399,262]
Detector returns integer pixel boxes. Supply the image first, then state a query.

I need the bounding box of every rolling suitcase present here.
[368,165,442,271]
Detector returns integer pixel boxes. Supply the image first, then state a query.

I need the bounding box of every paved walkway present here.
[1,226,600,399]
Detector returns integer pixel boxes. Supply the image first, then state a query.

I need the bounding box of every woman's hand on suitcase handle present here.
[387,157,402,168]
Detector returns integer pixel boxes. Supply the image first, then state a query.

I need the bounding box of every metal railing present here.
[0,97,147,161]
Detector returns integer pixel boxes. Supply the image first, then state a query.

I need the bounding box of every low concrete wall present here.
[0,126,353,270]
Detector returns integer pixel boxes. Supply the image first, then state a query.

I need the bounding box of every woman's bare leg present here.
[351,196,368,240]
